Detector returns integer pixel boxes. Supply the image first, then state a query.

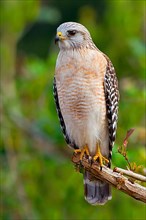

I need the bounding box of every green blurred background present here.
[0,0,145,219]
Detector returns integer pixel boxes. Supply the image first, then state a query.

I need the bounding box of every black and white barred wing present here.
[53,77,78,149]
[104,59,119,152]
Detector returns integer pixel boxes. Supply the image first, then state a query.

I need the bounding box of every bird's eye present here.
[67,30,77,36]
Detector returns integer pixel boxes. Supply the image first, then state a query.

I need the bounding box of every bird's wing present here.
[53,77,78,149]
[104,57,119,162]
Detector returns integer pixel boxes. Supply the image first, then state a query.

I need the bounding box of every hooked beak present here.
[55,31,66,44]
[55,36,59,44]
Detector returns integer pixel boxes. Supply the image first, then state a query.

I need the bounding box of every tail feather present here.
[84,171,112,205]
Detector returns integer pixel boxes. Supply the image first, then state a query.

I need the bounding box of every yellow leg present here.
[74,145,90,161]
[93,143,109,167]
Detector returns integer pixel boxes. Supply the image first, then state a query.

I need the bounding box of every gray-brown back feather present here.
[84,171,111,205]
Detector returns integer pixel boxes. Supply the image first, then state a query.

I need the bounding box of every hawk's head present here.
[55,22,93,50]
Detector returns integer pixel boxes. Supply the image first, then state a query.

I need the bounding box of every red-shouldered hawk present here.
[53,22,119,205]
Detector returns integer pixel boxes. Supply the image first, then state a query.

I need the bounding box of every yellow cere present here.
[57,32,62,37]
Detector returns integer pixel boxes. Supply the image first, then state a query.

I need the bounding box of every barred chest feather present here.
[55,49,109,156]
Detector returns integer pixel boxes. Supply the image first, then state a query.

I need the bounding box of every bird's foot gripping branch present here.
[72,129,146,204]
[72,152,146,203]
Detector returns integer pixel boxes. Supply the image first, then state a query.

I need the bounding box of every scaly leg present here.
[74,145,90,161]
[93,143,109,167]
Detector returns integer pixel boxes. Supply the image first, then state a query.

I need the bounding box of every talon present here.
[88,156,92,165]
[79,160,82,166]
[93,143,109,168]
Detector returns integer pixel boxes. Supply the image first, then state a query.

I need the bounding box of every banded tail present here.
[84,171,112,205]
